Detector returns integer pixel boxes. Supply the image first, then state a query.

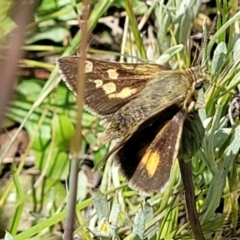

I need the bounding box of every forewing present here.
[57,57,170,116]
[115,108,186,194]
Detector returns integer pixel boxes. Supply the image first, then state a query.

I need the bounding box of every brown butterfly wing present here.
[57,57,170,116]
[115,108,186,194]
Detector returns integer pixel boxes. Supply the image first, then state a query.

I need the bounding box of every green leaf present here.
[35,147,69,180]
[77,171,88,201]
[143,203,157,240]
[156,45,184,65]
[38,0,71,12]
[133,207,145,240]
[233,37,240,64]
[109,200,120,226]
[26,26,67,44]
[213,128,232,151]
[16,79,43,101]
[52,114,74,146]
[25,122,51,151]
[93,146,109,165]
[211,42,227,74]
[93,190,109,220]
[4,232,14,240]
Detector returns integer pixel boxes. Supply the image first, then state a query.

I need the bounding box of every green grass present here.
[1,0,240,239]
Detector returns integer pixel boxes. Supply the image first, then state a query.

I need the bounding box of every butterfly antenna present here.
[192,40,199,67]
[196,14,218,66]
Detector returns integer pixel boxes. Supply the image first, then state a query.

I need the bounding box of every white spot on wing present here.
[107,69,118,79]
[102,82,117,94]
[94,79,103,88]
[85,60,93,73]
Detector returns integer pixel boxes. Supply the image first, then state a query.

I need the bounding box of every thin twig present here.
[64,0,91,239]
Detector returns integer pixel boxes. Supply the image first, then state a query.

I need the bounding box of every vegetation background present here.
[1,0,240,239]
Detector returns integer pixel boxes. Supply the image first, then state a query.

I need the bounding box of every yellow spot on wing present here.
[141,151,160,177]
[107,69,119,79]
[102,82,117,94]
[85,60,93,73]
[108,87,137,99]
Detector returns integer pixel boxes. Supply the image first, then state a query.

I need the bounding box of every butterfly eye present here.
[195,81,203,90]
